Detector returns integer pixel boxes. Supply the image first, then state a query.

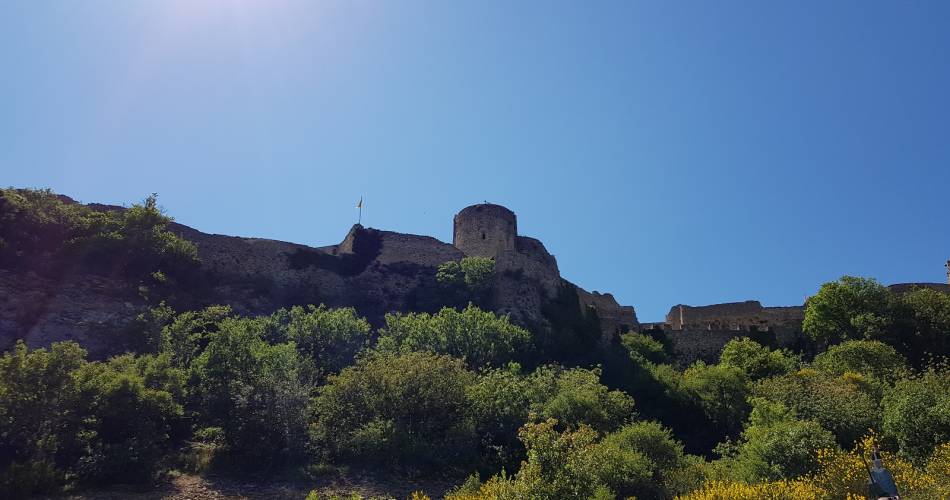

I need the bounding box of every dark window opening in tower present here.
[481,232,486,240]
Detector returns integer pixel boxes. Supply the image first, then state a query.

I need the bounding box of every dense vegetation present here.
[3,192,950,498]
[0,188,198,281]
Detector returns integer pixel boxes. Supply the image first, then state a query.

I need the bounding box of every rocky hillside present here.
[0,190,637,359]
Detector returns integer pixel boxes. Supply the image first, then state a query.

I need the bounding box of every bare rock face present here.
[0,269,144,357]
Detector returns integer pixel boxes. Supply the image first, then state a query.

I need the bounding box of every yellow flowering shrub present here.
[681,437,950,499]
[675,479,826,499]
[807,435,950,498]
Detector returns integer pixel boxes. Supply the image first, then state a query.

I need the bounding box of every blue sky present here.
[2,1,949,321]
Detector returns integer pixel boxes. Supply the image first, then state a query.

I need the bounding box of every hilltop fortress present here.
[2,199,947,364]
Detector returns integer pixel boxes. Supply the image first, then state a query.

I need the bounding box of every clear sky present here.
[3,1,949,321]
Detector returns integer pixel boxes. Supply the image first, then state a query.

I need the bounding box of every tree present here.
[161,305,233,368]
[0,341,86,495]
[189,318,312,467]
[803,276,893,345]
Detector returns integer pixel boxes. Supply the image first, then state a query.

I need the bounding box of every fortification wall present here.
[889,283,950,294]
[665,300,804,331]
[373,231,462,267]
[577,289,639,341]
[664,326,802,366]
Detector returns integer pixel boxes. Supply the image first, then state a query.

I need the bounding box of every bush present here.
[379,305,531,368]
[0,342,185,495]
[715,398,837,482]
[72,355,184,483]
[677,479,827,499]
[0,189,199,280]
[718,338,798,380]
[283,304,371,376]
[753,368,878,447]
[446,419,609,500]
[681,362,750,438]
[466,363,634,471]
[449,418,700,500]
[621,332,668,365]
[310,351,477,468]
[526,365,635,433]
[812,339,909,384]
[881,368,950,461]
[595,421,701,499]
[435,256,496,308]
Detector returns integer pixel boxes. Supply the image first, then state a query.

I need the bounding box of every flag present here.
[356,197,362,209]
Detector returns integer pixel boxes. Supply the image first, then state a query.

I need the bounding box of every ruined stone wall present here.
[577,289,639,342]
[663,326,802,366]
[453,204,517,259]
[665,301,804,331]
[888,283,950,294]
[371,230,463,267]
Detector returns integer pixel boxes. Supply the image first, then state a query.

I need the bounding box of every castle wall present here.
[577,289,639,341]
[373,231,463,267]
[664,326,802,366]
[665,301,804,331]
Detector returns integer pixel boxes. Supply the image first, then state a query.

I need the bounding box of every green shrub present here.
[719,338,798,380]
[379,305,530,368]
[812,339,909,383]
[681,362,750,438]
[526,365,635,433]
[310,351,477,468]
[436,256,496,308]
[753,368,878,448]
[0,189,199,280]
[621,332,669,365]
[0,342,185,495]
[882,368,950,461]
[283,304,371,376]
[716,398,837,482]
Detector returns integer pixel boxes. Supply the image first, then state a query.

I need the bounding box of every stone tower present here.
[946,259,949,285]
[453,203,517,258]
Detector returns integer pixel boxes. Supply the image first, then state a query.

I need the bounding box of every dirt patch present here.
[37,471,459,500]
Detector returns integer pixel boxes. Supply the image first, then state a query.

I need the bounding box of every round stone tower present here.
[453,203,517,258]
